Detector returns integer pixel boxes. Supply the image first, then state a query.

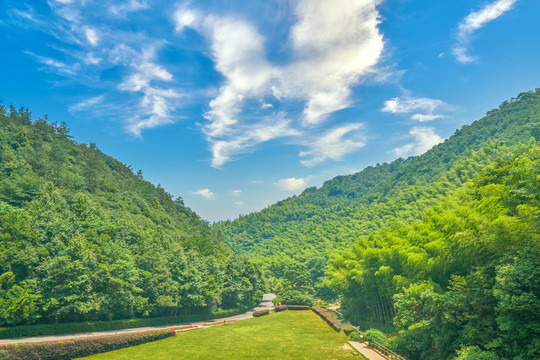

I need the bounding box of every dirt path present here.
[0,293,275,345]
[348,341,388,360]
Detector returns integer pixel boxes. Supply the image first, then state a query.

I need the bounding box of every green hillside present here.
[215,89,540,270]
[0,105,264,327]
[217,89,540,360]
[328,142,539,359]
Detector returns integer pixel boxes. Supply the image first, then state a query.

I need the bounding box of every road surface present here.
[0,293,275,345]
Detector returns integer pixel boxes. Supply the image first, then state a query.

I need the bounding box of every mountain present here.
[217,89,540,360]
[215,89,540,271]
[0,105,264,327]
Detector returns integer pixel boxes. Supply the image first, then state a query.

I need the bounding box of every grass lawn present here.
[79,310,361,360]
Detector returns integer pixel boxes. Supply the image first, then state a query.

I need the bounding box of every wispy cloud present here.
[300,123,366,167]
[110,0,149,16]
[12,0,385,168]
[231,190,242,196]
[84,27,100,46]
[209,113,299,168]
[276,177,307,191]
[192,188,215,199]
[9,0,184,139]
[382,97,447,122]
[69,95,104,111]
[392,127,443,158]
[177,0,384,167]
[24,51,79,76]
[453,0,518,63]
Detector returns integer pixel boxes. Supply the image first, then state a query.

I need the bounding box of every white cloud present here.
[453,0,518,63]
[117,46,182,137]
[176,0,384,167]
[69,95,104,111]
[80,52,101,65]
[234,201,244,206]
[209,113,299,168]
[276,177,307,191]
[84,27,99,46]
[192,188,215,199]
[382,97,447,122]
[392,127,443,158]
[231,189,242,196]
[300,123,366,167]
[16,0,386,169]
[24,51,79,76]
[110,0,149,16]
[174,4,201,32]
[282,0,383,126]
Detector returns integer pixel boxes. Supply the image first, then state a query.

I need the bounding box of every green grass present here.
[79,310,361,360]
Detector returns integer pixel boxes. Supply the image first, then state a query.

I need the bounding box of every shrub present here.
[278,290,314,307]
[312,307,340,332]
[0,307,247,339]
[454,346,501,360]
[252,310,270,317]
[341,322,354,335]
[365,328,388,347]
[282,305,310,310]
[0,350,10,360]
[0,329,174,360]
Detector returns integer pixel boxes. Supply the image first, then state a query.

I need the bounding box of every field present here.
[79,310,361,360]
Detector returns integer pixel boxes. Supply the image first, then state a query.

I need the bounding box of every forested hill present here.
[0,105,264,327]
[215,89,540,270]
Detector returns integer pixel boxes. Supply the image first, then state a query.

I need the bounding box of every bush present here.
[252,310,270,317]
[341,322,354,335]
[454,346,501,360]
[282,305,310,310]
[0,329,174,360]
[0,307,247,339]
[365,328,388,347]
[274,290,314,307]
[312,307,340,332]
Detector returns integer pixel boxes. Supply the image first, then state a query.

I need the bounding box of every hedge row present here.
[312,307,340,332]
[0,329,174,360]
[252,310,270,317]
[274,305,311,312]
[0,307,247,340]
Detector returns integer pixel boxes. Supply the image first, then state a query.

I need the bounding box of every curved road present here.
[0,293,275,345]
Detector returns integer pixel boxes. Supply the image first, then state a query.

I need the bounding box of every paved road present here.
[348,341,388,360]
[0,293,276,345]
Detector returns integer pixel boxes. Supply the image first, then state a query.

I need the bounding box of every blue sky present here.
[1,0,539,221]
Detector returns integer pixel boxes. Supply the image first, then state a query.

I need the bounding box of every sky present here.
[1,0,539,221]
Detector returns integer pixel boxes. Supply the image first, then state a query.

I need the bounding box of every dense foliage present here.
[330,143,539,360]
[0,105,265,327]
[216,90,540,273]
[218,90,540,359]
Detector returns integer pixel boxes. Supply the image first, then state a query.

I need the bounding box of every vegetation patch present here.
[277,305,311,311]
[252,310,269,317]
[0,108,265,333]
[80,310,358,360]
[313,306,341,332]
[0,329,173,360]
[0,307,247,340]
